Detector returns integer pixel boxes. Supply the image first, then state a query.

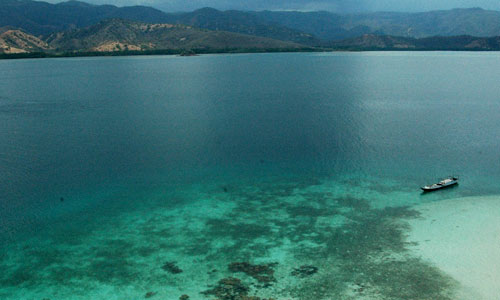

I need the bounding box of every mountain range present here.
[1,19,306,55]
[3,1,500,41]
[2,0,500,56]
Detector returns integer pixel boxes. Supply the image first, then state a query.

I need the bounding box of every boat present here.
[421,176,459,191]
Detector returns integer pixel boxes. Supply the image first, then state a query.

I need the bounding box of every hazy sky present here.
[46,0,500,12]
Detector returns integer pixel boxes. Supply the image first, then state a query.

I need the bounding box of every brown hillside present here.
[0,29,50,53]
[47,19,305,52]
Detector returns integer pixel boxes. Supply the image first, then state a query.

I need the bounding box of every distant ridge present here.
[161,7,321,46]
[253,8,500,40]
[0,0,169,36]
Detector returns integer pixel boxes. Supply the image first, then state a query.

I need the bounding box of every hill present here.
[331,34,500,50]
[0,28,49,53]
[45,19,305,52]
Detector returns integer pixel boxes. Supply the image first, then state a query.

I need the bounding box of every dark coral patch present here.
[145,291,156,298]
[201,277,249,300]
[228,262,277,283]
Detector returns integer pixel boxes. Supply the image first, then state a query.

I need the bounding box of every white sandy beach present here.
[407,195,500,300]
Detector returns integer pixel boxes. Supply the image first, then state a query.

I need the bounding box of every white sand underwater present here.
[407,196,500,300]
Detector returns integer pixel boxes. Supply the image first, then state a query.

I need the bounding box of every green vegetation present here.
[330,34,500,51]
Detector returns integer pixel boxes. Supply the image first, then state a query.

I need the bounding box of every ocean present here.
[1,52,500,299]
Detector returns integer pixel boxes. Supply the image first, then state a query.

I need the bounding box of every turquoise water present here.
[1,52,500,299]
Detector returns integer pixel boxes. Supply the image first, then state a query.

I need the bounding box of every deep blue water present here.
[1,52,500,299]
[2,52,500,233]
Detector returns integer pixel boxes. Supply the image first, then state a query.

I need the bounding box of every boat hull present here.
[421,181,458,191]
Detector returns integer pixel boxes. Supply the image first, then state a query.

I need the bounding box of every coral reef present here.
[228,262,277,283]
[201,277,249,300]
[0,177,458,300]
[201,276,277,300]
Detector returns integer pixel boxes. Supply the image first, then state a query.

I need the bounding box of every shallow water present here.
[1,52,500,299]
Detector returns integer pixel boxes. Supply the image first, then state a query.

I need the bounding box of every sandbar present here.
[407,195,500,299]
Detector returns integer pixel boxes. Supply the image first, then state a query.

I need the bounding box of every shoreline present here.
[0,47,323,60]
[407,195,500,300]
[2,48,500,60]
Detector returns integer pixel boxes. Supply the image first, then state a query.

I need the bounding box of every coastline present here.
[0,47,322,60]
[407,195,500,300]
[2,48,500,60]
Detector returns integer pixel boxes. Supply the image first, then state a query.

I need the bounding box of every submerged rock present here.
[161,261,183,274]
[291,265,318,277]
[228,262,277,283]
[179,295,189,300]
[145,291,156,298]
